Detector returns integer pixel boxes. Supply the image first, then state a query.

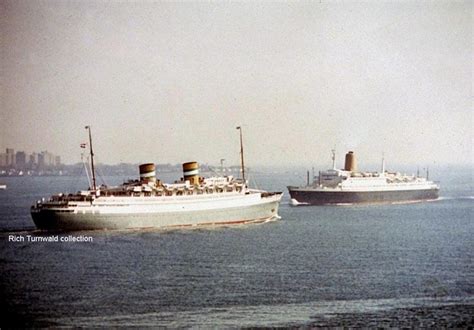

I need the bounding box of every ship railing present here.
[260,191,282,198]
[117,182,245,197]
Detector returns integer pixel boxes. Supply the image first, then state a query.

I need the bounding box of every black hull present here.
[287,187,439,205]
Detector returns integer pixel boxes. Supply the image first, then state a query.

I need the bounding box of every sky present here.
[1,0,472,169]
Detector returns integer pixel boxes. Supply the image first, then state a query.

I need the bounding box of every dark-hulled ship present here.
[288,151,439,206]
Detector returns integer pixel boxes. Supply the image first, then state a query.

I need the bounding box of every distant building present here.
[29,152,38,168]
[37,153,45,169]
[6,148,15,167]
[0,153,7,167]
[42,151,55,167]
[15,151,26,168]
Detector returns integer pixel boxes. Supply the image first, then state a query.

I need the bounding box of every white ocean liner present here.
[288,150,439,205]
[31,127,282,231]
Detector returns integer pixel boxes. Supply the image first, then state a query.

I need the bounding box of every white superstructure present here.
[315,168,439,192]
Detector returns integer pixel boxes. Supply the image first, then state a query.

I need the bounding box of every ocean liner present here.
[31,126,282,231]
[288,150,439,205]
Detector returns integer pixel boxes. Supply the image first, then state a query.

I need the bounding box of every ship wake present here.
[290,199,309,206]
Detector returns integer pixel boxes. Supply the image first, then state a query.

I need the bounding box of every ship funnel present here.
[139,163,156,183]
[344,151,357,172]
[183,161,200,185]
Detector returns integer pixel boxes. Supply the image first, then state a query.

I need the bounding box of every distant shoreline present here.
[1,163,471,178]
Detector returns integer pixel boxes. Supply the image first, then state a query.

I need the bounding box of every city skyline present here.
[1,1,472,168]
[0,148,61,168]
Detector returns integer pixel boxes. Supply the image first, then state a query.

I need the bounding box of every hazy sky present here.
[1,1,472,168]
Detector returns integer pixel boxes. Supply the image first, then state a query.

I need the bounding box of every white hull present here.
[31,192,282,231]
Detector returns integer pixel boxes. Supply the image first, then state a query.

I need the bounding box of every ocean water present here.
[0,167,473,327]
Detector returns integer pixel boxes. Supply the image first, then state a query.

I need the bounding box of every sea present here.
[0,166,473,327]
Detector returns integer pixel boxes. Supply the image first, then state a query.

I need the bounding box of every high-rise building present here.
[41,151,55,167]
[37,153,45,169]
[6,148,15,167]
[29,153,38,168]
[16,151,26,168]
[0,153,7,167]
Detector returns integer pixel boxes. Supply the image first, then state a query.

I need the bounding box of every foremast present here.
[85,125,97,191]
[236,126,246,184]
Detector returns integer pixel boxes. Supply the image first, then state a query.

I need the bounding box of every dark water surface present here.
[0,167,472,327]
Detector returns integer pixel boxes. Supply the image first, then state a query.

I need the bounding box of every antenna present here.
[220,158,225,176]
[85,126,97,191]
[381,152,385,175]
[236,126,245,184]
[331,148,336,170]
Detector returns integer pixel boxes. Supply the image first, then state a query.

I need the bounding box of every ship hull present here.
[288,187,439,205]
[31,193,282,231]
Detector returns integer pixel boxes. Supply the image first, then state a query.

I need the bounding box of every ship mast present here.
[85,126,97,191]
[236,126,245,183]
